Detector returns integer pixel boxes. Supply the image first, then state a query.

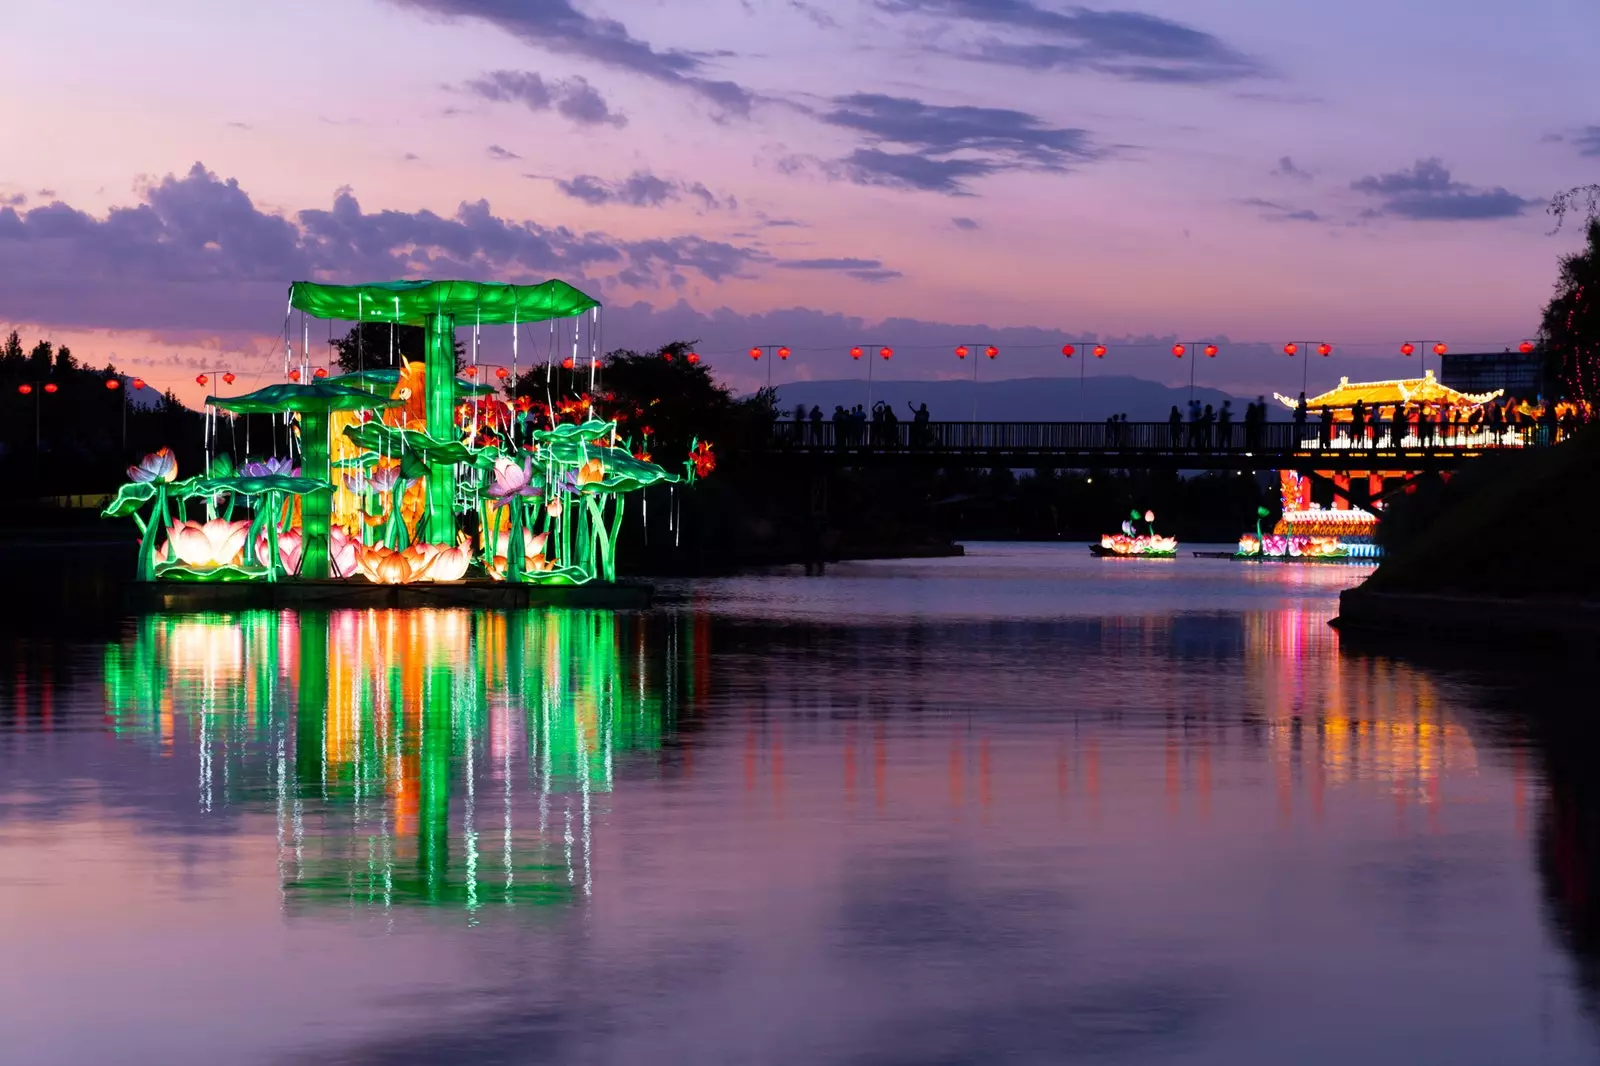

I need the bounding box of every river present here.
[1,544,1595,1064]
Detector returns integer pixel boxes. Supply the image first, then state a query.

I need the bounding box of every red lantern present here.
[1204,344,1218,358]
[1062,345,1075,358]
[955,345,969,359]
[1317,343,1332,357]
[289,368,302,382]
[196,374,209,386]
[132,377,146,389]
[1172,344,1185,358]
[850,346,863,360]
[223,371,236,384]
[750,347,762,360]
[778,346,791,360]
[1433,343,1447,356]
[495,366,509,380]
[313,367,328,379]
[43,382,58,393]
[105,378,121,390]
[1400,343,1414,356]
[984,346,998,359]
[17,383,32,395]
[1093,345,1106,358]
[464,366,478,378]
[1283,343,1297,357]
[881,347,893,360]
[663,352,675,362]
[687,351,701,364]
[1519,340,1534,354]
[562,356,575,370]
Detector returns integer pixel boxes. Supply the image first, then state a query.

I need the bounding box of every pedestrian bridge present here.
[756,420,1562,471]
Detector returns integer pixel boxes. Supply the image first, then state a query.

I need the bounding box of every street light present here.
[957,343,998,421]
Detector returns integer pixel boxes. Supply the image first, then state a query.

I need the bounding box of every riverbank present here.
[1332,424,1600,641]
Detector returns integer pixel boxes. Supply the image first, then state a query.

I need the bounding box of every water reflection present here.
[100,609,694,914]
[2,551,1596,1063]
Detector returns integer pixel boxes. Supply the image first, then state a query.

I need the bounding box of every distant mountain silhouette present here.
[768,376,1280,422]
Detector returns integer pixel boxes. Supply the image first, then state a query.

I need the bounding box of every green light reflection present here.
[102,608,690,916]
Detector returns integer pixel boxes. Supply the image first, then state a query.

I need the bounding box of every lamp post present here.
[747,344,789,393]
[16,379,59,478]
[848,344,892,410]
[955,343,997,421]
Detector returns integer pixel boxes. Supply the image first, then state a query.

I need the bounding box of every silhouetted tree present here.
[329,323,463,373]
[0,331,23,373]
[1539,218,1600,403]
[28,340,52,377]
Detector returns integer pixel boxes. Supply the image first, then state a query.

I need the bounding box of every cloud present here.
[402,153,422,163]
[388,0,755,116]
[951,216,980,230]
[1572,126,1600,157]
[0,162,774,333]
[464,70,626,128]
[777,257,904,281]
[1271,156,1311,180]
[878,0,1263,83]
[1239,197,1320,223]
[226,120,253,130]
[550,170,734,210]
[0,192,25,208]
[37,189,55,199]
[486,144,522,161]
[819,93,1100,194]
[1350,158,1535,221]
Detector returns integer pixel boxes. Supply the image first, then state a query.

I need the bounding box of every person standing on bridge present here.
[1200,404,1215,450]
[809,405,823,443]
[1350,399,1367,449]
[1168,405,1183,450]
[1319,405,1333,449]
[908,402,930,448]
[1217,401,1234,451]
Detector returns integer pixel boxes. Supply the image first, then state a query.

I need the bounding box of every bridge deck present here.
[759,421,1561,470]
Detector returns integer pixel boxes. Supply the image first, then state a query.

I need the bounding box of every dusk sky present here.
[2,0,1597,403]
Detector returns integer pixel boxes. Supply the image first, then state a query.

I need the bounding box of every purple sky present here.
[1,0,1595,403]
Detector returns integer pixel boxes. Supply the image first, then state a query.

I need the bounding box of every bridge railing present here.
[763,420,1564,454]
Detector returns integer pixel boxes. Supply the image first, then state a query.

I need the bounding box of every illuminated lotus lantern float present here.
[103,278,679,587]
[1093,509,1178,557]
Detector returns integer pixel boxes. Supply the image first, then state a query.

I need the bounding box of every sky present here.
[1,0,1597,406]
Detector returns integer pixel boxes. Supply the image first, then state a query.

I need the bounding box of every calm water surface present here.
[2,544,1596,1064]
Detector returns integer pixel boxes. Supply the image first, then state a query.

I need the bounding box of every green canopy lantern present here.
[210,382,402,579]
[289,280,601,546]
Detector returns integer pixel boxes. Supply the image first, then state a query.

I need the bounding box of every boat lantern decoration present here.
[1094,509,1178,557]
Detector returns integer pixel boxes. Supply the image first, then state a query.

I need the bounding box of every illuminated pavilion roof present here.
[1275,370,1501,411]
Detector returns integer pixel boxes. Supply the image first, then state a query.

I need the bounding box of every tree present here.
[330,323,464,374]
[28,340,52,377]
[53,345,75,375]
[1539,218,1600,404]
[1550,185,1600,234]
[0,331,23,373]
